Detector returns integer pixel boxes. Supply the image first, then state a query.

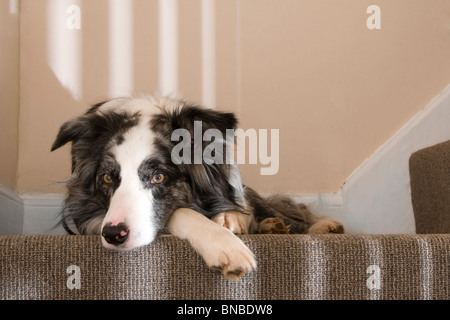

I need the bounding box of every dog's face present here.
[52,96,241,250]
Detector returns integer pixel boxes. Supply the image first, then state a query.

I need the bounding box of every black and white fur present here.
[52,96,343,280]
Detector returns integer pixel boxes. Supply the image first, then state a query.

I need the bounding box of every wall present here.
[13,0,450,195]
[0,0,21,233]
[236,0,450,193]
[0,0,20,190]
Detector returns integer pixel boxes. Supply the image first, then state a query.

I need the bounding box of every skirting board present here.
[0,186,65,235]
[0,184,24,234]
[1,85,449,235]
[21,193,66,235]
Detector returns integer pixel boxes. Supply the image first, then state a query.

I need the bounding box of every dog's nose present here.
[102,222,129,245]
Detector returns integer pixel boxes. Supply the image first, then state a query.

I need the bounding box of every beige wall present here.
[237,0,450,192]
[2,0,450,195]
[0,0,20,190]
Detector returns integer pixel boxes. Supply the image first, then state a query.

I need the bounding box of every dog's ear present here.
[178,105,238,134]
[150,104,238,137]
[51,116,91,151]
[52,108,140,152]
[51,100,112,152]
[52,109,140,176]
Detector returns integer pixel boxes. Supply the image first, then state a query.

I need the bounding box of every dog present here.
[51,95,344,280]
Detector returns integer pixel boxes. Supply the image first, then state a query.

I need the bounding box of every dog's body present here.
[52,96,343,279]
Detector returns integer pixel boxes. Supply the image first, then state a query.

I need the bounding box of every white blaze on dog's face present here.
[100,118,157,250]
[93,97,179,251]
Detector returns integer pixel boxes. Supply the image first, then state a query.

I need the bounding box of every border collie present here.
[51,96,343,280]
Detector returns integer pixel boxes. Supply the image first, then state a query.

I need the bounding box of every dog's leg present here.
[307,218,344,234]
[211,211,251,235]
[167,208,256,280]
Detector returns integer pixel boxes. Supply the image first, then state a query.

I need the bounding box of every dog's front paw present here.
[200,228,256,280]
[167,208,255,280]
[212,211,248,235]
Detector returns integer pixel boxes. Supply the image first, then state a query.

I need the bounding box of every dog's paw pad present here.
[223,267,245,280]
[259,217,290,234]
[212,263,250,281]
[212,212,247,235]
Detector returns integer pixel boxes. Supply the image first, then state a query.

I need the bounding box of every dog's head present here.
[51,96,243,250]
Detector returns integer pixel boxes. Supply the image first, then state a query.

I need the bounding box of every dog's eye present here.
[151,173,165,184]
[103,173,113,184]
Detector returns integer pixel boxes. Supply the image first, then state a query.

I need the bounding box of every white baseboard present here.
[0,185,65,235]
[1,85,449,235]
[290,191,344,220]
[22,193,65,235]
[0,184,24,234]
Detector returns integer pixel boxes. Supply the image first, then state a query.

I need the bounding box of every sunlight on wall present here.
[9,0,18,14]
[158,0,178,97]
[109,0,134,98]
[45,0,218,103]
[201,0,216,108]
[235,0,242,113]
[46,0,82,100]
